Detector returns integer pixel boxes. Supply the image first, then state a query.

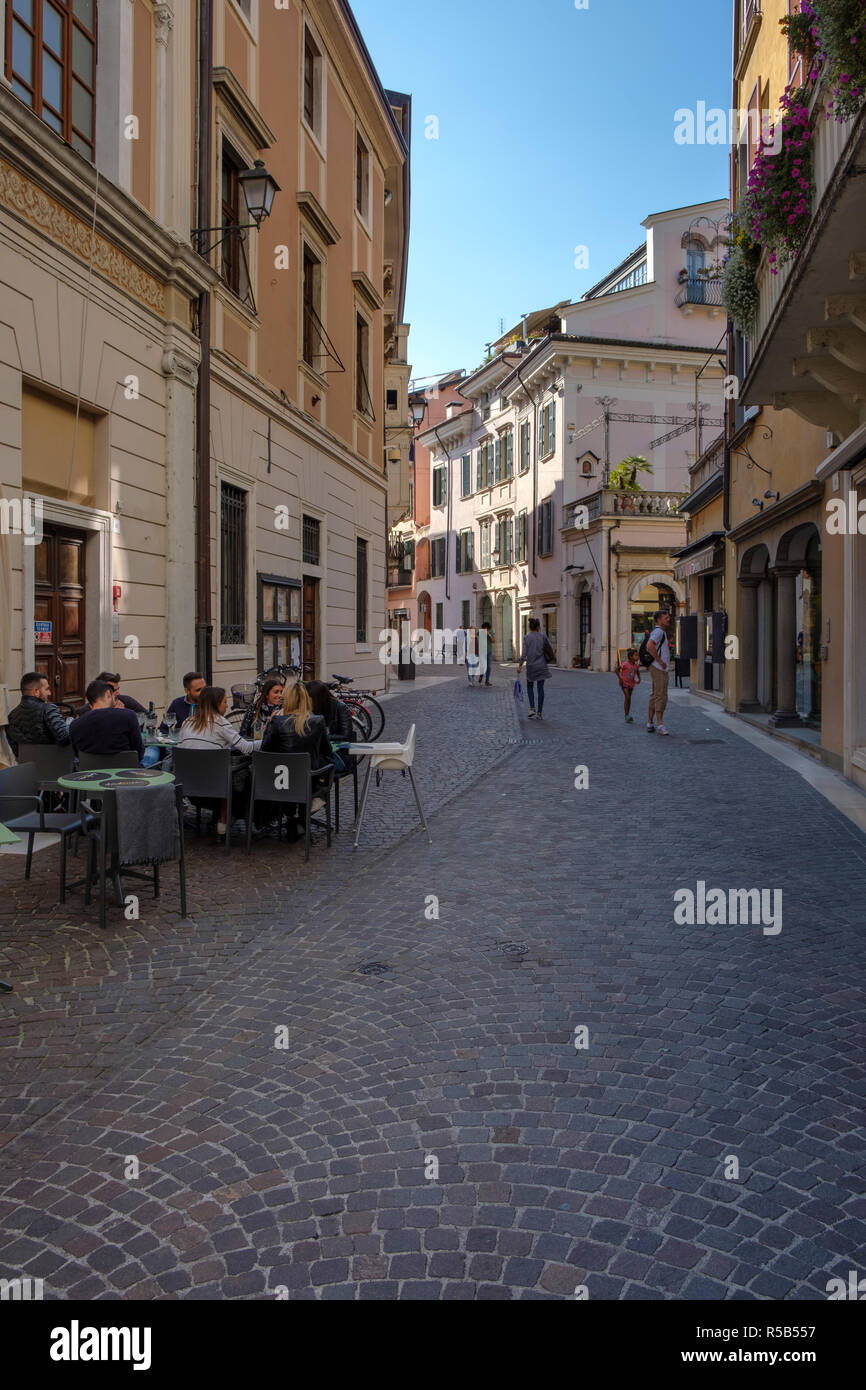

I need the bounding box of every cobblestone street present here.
[1,669,865,1301]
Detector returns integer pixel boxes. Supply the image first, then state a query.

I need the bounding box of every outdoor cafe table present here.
[57,768,177,928]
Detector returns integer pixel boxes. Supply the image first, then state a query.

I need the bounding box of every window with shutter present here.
[461,455,471,497]
[495,438,502,483]
[476,449,483,491]
[549,403,556,454]
[486,443,494,488]
[505,431,514,479]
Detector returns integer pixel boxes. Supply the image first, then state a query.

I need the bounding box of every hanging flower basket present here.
[741,84,815,271]
[782,0,866,123]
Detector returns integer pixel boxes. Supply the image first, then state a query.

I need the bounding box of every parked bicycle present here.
[327,674,386,742]
[226,664,383,743]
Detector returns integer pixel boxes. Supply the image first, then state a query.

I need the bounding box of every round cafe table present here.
[57,767,179,930]
[58,768,175,792]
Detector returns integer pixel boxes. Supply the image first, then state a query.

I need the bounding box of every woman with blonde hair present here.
[262,681,334,838]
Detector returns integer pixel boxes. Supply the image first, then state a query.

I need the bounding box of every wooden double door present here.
[33,524,87,708]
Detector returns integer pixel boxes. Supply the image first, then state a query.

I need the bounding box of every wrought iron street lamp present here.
[192,159,280,255]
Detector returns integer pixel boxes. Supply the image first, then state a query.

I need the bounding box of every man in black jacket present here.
[70,680,144,760]
[6,672,71,757]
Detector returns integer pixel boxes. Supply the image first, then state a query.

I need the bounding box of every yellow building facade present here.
[722,0,866,785]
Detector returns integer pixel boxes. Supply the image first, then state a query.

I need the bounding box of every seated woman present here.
[177,686,261,835]
[262,682,334,835]
[305,680,356,775]
[239,677,285,740]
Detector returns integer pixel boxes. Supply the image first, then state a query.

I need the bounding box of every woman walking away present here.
[177,686,262,836]
[263,681,334,838]
[616,648,641,723]
[239,676,285,739]
[517,618,552,720]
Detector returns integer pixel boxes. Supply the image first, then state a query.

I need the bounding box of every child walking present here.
[617,648,641,723]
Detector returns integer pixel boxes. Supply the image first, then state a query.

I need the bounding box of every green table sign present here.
[0,822,22,845]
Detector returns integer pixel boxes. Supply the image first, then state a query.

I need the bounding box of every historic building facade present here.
[417,201,727,670]
[723,0,866,787]
[0,0,409,739]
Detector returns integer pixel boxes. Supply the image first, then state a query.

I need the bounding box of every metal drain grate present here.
[506,738,548,746]
[357,961,391,977]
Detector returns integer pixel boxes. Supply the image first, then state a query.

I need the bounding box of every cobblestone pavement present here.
[1,669,865,1300]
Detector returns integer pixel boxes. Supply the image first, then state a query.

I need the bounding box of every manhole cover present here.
[358,961,391,977]
[497,942,529,960]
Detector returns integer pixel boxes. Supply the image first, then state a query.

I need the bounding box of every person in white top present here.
[646,610,672,736]
[177,686,261,834]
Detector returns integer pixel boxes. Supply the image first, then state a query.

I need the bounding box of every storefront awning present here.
[673,536,725,581]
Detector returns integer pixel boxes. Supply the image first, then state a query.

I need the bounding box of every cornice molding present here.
[297,191,340,246]
[727,479,824,544]
[352,269,384,312]
[213,67,276,151]
[0,86,214,309]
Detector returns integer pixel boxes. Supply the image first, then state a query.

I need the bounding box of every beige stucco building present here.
[0,0,409,734]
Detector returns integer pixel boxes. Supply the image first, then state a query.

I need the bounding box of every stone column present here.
[738,577,761,711]
[770,565,802,727]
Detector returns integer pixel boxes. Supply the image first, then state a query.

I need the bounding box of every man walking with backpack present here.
[642,610,672,736]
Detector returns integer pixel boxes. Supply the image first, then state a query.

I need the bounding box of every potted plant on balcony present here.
[608,456,654,498]
[741,83,815,272]
[722,218,761,335]
[677,268,689,284]
[783,0,866,123]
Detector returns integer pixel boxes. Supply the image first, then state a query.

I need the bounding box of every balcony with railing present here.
[564,490,685,530]
[747,73,866,416]
[676,277,724,310]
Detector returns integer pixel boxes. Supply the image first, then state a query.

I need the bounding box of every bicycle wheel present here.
[354,695,385,741]
[346,700,372,742]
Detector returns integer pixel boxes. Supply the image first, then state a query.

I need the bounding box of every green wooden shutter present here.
[476,449,483,490]
[495,438,502,483]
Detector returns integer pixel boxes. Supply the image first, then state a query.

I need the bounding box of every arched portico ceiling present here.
[775,521,822,569]
[628,572,685,604]
[739,543,770,580]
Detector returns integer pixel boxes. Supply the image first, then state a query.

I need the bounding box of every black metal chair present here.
[16,743,74,779]
[76,751,141,771]
[171,747,235,853]
[0,762,91,902]
[245,752,334,861]
[77,785,187,931]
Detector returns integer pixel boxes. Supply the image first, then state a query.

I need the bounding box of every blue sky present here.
[350,0,733,382]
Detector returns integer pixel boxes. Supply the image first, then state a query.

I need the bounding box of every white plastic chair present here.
[352,724,431,849]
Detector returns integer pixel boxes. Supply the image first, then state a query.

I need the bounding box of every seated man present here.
[164,671,206,731]
[96,671,146,715]
[70,680,144,761]
[6,671,71,758]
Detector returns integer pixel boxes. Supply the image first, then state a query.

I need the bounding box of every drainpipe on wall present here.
[606,520,620,672]
[433,423,451,605]
[515,361,537,582]
[194,0,214,682]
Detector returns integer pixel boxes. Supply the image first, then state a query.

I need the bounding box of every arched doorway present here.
[738,543,771,712]
[774,522,822,727]
[478,594,493,630]
[496,592,514,661]
[417,591,432,634]
[629,578,681,650]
